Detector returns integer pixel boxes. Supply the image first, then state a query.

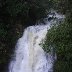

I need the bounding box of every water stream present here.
[9,11,64,72]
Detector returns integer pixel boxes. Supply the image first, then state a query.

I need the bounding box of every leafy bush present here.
[42,21,72,72]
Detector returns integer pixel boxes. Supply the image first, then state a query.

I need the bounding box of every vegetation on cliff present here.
[42,0,72,72]
[43,21,72,72]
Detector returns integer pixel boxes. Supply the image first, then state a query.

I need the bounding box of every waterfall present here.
[9,11,65,72]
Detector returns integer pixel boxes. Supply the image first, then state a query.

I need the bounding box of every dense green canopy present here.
[42,0,72,72]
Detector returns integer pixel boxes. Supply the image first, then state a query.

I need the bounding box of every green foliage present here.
[43,21,72,72]
[53,0,72,22]
[42,0,72,71]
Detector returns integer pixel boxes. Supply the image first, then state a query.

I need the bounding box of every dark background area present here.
[0,0,52,72]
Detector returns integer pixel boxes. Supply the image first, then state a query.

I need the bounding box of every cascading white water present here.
[9,11,65,72]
